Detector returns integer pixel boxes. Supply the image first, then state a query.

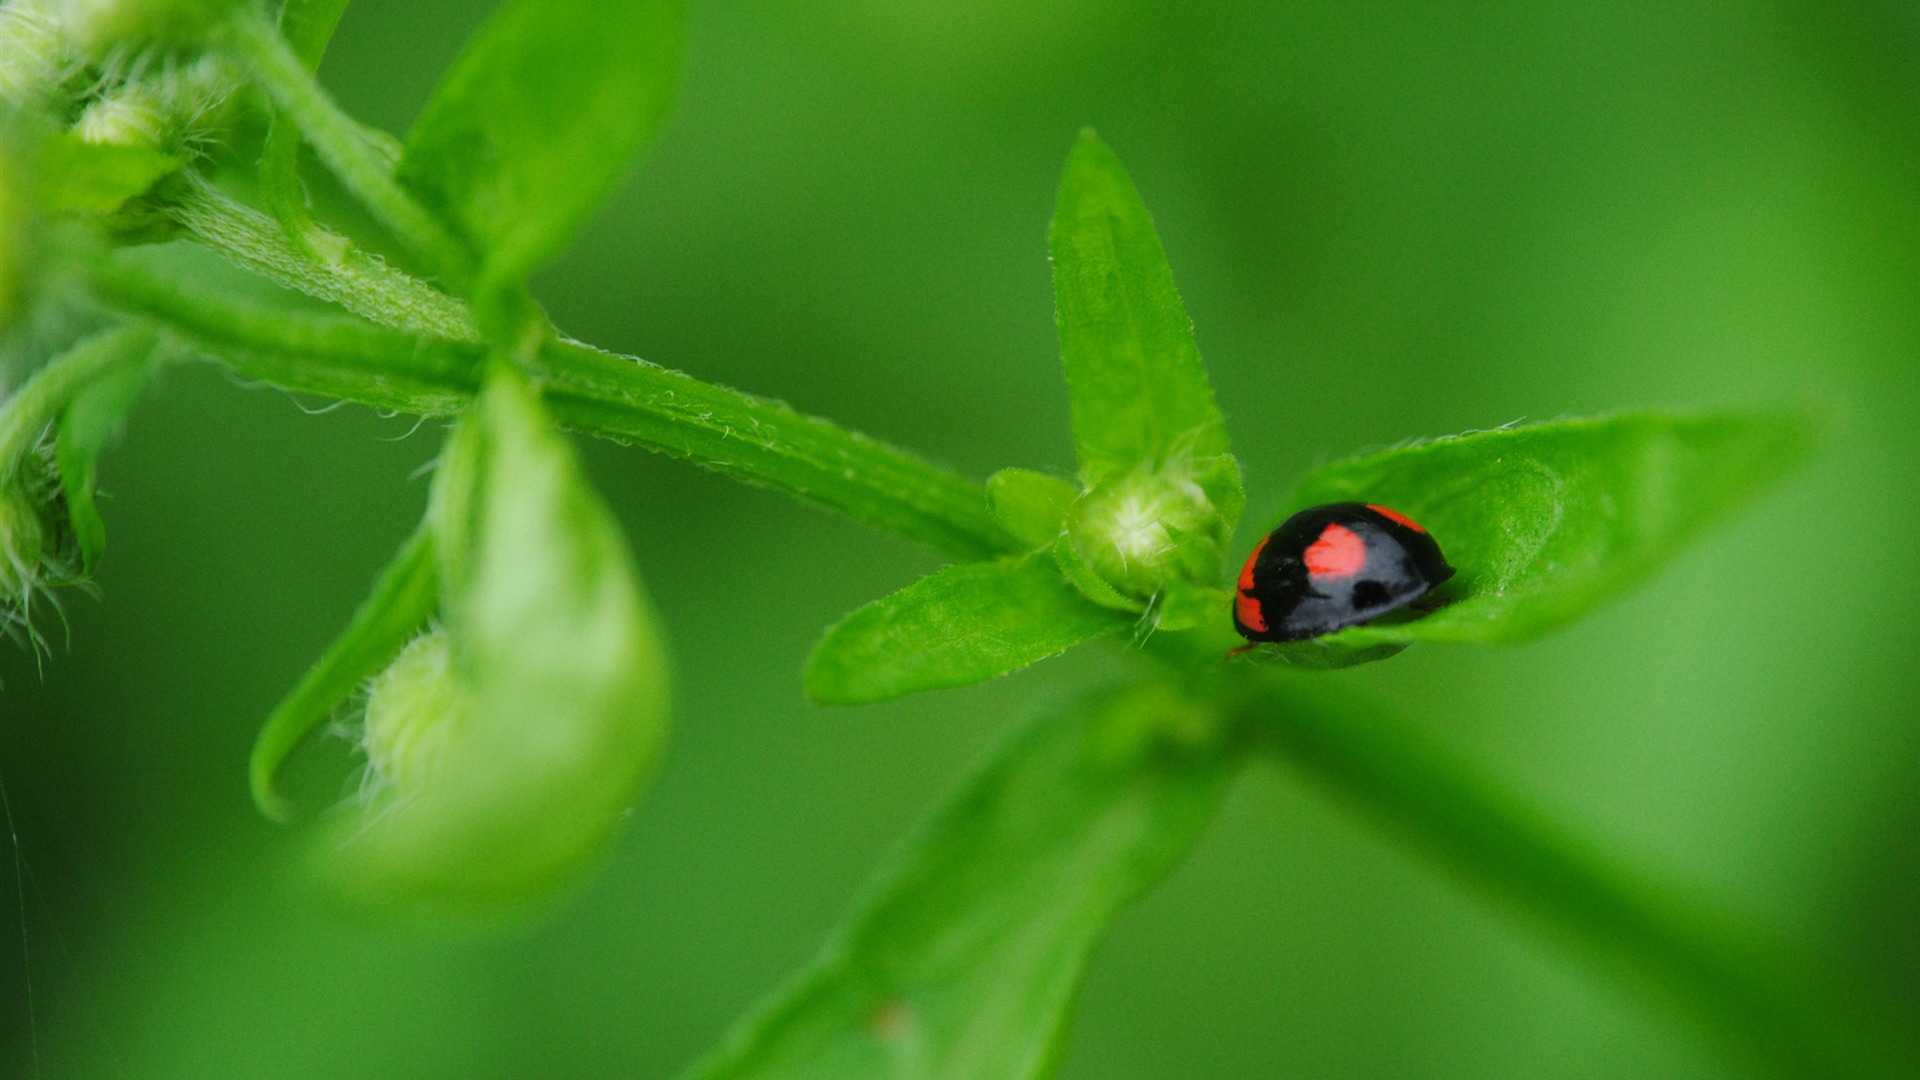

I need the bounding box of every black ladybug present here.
[1232,503,1455,643]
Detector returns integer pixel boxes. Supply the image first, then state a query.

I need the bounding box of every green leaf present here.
[807,558,1125,706]
[248,526,438,821]
[1049,130,1238,503]
[1050,535,1140,613]
[1270,409,1821,655]
[321,365,672,915]
[683,682,1237,1080]
[37,132,182,215]
[985,468,1078,549]
[396,0,684,285]
[54,347,157,574]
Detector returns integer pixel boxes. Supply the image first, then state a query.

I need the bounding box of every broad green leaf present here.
[985,468,1078,549]
[683,682,1237,1080]
[397,0,683,285]
[55,344,157,573]
[248,526,438,821]
[807,558,1124,706]
[321,366,671,914]
[1049,130,1238,505]
[1268,409,1820,656]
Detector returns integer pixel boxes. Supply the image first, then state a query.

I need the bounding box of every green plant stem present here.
[0,326,158,476]
[166,176,480,341]
[258,0,356,241]
[89,253,1016,560]
[222,10,472,285]
[1234,673,1920,1080]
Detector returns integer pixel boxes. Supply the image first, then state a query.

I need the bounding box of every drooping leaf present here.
[684,682,1237,1080]
[1264,409,1821,658]
[1049,130,1239,509]
[55,344,157,573]
[248,526,438,821]
[806,558,1125,706]
[396,0,683,285]
[321,365,672,914]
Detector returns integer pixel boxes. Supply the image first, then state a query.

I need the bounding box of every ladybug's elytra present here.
[1233,503,1455,643]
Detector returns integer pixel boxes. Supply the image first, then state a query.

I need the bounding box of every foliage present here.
[0,0,1901,1077]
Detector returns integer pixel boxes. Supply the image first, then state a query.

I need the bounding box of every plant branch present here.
[1234,674,1920,1080]
[222,10,472,285]
[166,175,480,342]
[90,253,1016,560]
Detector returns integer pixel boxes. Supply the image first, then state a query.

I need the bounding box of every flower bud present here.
[1064,458,1230,600]
[73,88,170,149]
[320,366,672,918]
[361,630,464,796]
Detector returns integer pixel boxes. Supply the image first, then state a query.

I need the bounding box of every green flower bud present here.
[320,365,672,918]
[360,630,464,796]
[73,87,170,148]
[1064,458,1230,600]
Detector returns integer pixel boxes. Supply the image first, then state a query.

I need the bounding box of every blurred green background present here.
[6,0,1920,1075]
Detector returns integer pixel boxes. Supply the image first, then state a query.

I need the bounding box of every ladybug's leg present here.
[1224,643,1260,660]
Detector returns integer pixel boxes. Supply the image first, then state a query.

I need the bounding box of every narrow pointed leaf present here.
[1050,130,1238,507]
[249,526,438,820]
[807,558,1124,706]
[54,345,156,573]
[1269,409,1820,655]
[684,683,1237,1080]
[397,0,683,283]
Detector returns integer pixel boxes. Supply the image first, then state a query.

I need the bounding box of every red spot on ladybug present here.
[1364,504,1427,533]
[1303,523,1366,578]
[1231,503,1455,643]
[1234,535,1269,632]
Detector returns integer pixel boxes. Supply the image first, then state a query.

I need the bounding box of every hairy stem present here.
[222,10,471,285]
[90,253,1015,560]
[167,176,480,341]
[1235,674,1920,1080]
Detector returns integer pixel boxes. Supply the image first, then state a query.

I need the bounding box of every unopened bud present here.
[1065,462,1226,600]
[362,630,465,796]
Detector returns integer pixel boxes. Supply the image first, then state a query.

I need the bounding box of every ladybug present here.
[1233,503,1455,643]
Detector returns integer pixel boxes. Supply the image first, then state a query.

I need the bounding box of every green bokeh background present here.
[6,0,1920,1075]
